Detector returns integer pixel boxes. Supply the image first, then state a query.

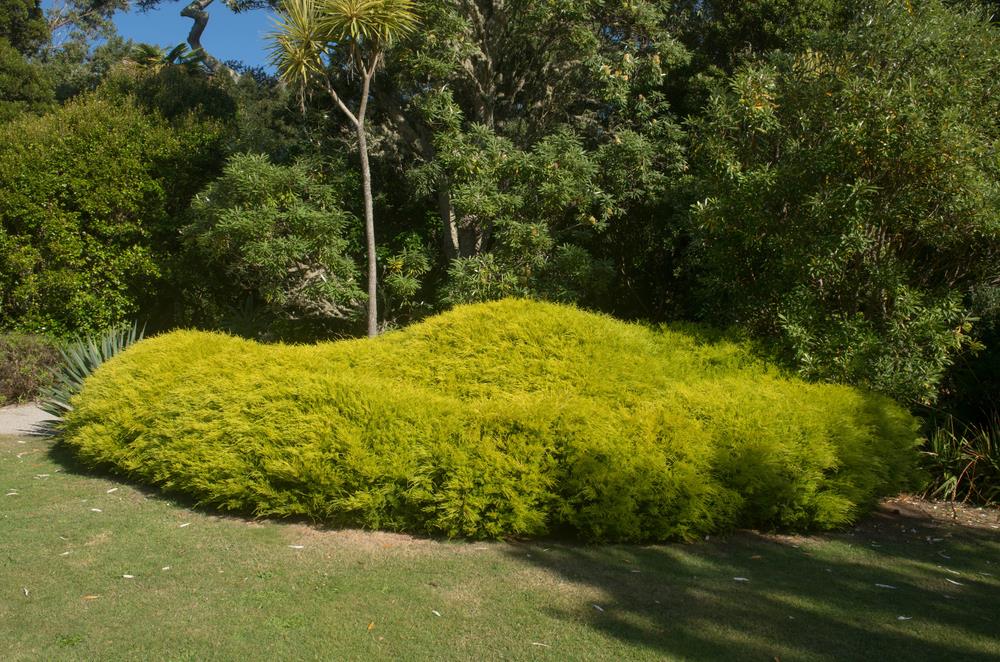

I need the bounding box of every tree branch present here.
[325,79,360,128]
[181,0,225,73]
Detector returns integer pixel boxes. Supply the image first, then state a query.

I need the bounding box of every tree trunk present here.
[181,0,225,74]
[357,124,378,337]
[439,189,460,259]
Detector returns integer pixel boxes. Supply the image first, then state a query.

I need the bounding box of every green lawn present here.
[2,432,998,661]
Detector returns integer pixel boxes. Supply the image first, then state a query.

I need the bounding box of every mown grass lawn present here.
[2,432,998,661]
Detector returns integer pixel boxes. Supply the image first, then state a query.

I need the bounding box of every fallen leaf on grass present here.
[367,622,375,631]
[161,566,171,571]
[22,587,28,597]
[82,595,100,601]
[431,610,442,617]
[60,551,71,556]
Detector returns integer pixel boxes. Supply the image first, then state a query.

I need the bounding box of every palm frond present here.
[268,0,330,92]
[317,0,419,45]
[127,43,167,70]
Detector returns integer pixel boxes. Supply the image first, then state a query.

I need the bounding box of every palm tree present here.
[126,43,209,75]
[269,0,418,338]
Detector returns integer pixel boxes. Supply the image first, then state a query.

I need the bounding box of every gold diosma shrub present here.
[62,300,922,541]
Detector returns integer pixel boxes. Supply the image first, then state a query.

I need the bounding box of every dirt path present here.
[0,403,55,436]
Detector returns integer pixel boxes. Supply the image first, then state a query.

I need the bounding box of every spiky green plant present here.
[40,323,145,422]
[923,415,1000,505]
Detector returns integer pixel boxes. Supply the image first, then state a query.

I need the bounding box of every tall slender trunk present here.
[439,189,460,259]
[321,56,379,336]
[357,124,378,337]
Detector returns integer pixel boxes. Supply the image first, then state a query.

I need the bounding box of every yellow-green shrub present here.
[62,299,922,541]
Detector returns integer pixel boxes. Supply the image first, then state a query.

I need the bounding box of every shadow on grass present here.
[43,438,299,526]
[505,518,1000,661]
[42,437,450,538]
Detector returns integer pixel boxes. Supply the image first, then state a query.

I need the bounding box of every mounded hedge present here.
[62,300,921,541]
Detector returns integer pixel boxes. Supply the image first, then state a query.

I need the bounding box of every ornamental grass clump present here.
[61,299,922,541]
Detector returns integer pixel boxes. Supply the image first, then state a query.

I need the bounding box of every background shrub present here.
[0,333,60,405]
[0,92,226,336]
[182,153,365,337]
[685,0,1000,406]
[922,415,1000,505]
[61,300,922,541]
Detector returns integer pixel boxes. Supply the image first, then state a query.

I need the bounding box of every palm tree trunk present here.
[357,123,378,337]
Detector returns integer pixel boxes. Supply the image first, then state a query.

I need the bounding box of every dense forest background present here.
[1,0,998,499]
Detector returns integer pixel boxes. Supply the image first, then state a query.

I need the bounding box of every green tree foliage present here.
[686,0,1000,404]
[0,37,53,121]
[101,50,237,123]
[376,0,688,306]
[1,0,48,54]
[669,0,842,70]
[0,93,227,335]
[223,64,306,163]
[62,300,921,541]
[42,35,135,102]
[0,0,53,121]
[408,126,613,305]
[184,153,365,330]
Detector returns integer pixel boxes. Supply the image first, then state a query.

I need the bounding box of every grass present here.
[2,432,998,661]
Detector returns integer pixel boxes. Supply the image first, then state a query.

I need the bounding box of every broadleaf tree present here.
[686,0,1000,404]
[371,0,690,310]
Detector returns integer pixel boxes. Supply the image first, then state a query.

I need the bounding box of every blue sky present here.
[113,2,276,69]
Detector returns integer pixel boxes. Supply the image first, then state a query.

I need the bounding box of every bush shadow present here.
[504,511,1000,661]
